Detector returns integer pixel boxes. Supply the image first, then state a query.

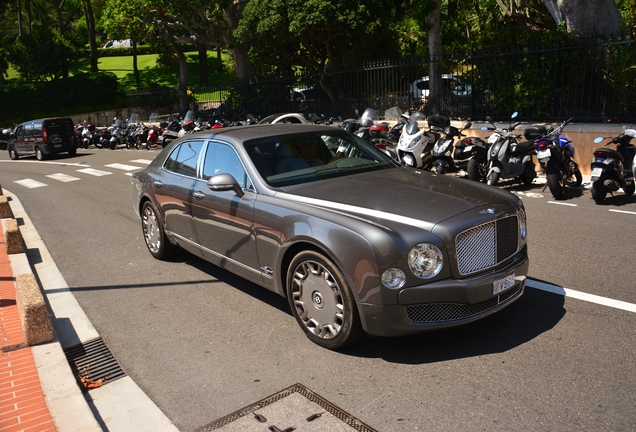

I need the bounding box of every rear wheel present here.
[466,159,480,181]
[68,149,77,156]
[141,201,174,260]
[591,181,607,204]
[35,147,45,161]
[434,162,446,175]
[546,162,566,200]
[566,168,583,187]
[623,181,635,197]
[287,250,362,349]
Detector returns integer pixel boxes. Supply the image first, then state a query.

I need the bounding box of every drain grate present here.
[64,337,126,390]
[196,383,378,432]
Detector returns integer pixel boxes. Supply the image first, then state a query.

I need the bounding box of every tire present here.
[146,141,150,150]
[68,149,77,156]
[8,145,19,160]
[110,141,116,150]
[434,162,446,175]
[546,162,566,200]
[35,147,45,161]
[623,181,635,197]
[486,170,499,187]
[287,250,362,349]
[566,168,583,187]
[141,201,174,260]
[466,158,479,181]
[591,181,607,204]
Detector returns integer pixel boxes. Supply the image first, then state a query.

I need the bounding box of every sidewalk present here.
[1,189,179,432]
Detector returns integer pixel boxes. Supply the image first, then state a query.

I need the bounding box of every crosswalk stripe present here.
[105,163,142,171]
[14,179,47,188]
[77,168,112,177]
[130,159,153,165]
[46,173,81,182]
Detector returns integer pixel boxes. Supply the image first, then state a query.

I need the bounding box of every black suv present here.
[8,117,78,160]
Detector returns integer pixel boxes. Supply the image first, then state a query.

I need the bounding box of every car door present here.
[190,141,261,283]
[152,140,204,254]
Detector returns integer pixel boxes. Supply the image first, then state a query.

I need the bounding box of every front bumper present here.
[358,252,529,337]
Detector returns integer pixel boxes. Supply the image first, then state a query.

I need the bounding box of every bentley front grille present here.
[405,285,522,323]
[456,215,519,275]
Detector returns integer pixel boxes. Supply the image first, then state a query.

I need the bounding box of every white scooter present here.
[396,113,442,169]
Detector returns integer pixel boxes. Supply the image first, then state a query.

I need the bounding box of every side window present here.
[32,121,42,137]
[24,123,33,137]
[163,141,203,177]
[15,126,24,140]
[416,80,429,91]
[202,143,247,188]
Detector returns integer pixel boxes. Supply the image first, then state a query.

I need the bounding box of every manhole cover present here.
[196,383,377,432]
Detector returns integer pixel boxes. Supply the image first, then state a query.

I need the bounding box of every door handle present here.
[153,180,163,188]
[193,191,205,199]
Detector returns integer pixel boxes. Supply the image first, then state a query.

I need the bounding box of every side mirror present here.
[207,173,244,198]
[511,112,518,119]
[486,116,493,122]
[481,126,489,131]
[593,137,604,144]
[464,122,472,129]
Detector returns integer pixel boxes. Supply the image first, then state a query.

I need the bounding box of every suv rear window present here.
[44,119,74,137]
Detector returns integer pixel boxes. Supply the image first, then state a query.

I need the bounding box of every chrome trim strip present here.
[168,232,272,279]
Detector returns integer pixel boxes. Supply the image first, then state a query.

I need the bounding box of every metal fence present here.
[126,37,636,123]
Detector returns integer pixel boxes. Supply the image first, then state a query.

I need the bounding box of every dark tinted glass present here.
[163,141,204,177]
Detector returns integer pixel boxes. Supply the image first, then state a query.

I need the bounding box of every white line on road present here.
[105,163,142,171]
[609,209,636,215]
[527,278,636,313]
[130,159,153,165]
[77,168,112,177]
[547,201,577,206]
[46,173,81,182]
[13,179,47,189]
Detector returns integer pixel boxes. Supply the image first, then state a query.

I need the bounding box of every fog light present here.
[382,268,406,289]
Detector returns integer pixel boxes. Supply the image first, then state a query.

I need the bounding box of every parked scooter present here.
[396,113,442,169]
[590,129,636,203]
[482,112,536,186]
[532,118,582,200]
[109,118,130,150]
[430,121,472,175]
[78,121,96,149]
[160,117,180,148]
[454,136,489,181]
[342,108,398,159]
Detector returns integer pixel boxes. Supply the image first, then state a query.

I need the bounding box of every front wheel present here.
[141,201,174,260]
[466,158,485,182]
[623,181,635,197]
[35,147,45,161]
[566,168,583,187]
[287,250,362,349]
[591,181,607,204]
[8,145,19,160]
[486,170,499,187]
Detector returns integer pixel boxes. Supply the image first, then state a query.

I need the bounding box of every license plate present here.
[463,145,473,152]
[53,144,62,148]
[536,149,550,160]
[493,273,516,295]
[591,167,603,179]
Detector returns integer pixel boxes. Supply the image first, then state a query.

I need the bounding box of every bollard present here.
[15,273,55,346]
[0,195,12,219]
[4,218,24,254]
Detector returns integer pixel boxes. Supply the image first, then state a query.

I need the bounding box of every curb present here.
[2,188,179,432]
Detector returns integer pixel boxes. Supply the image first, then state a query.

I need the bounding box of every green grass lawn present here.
[7,50,234,93]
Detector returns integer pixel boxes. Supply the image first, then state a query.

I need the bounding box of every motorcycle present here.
[109,118,130,150]
[342,108,398,160]
[590,128,636,203]
[77,121,96,149]
[430,121,472,175]
[396,113,444,169]
[125,113,141,149]
[160,118,180,148]
[482,112,536,186]
[454,136,489,182]
[533,118,582,200]
[177,110,196,138]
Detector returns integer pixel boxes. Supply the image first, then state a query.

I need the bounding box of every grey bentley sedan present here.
[131,124,529,349]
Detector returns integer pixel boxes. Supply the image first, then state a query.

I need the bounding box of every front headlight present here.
[408,243,443,279]
[382,268,406,289]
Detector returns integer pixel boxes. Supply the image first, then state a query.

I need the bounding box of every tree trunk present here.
[216,46,223,73]
[232,44,252,82]
[544,0,621,37]
[176,47,189,116]
[198,43,208,87]
[84,0,98,72]
[427,0,443,114]
[132,39,140,86]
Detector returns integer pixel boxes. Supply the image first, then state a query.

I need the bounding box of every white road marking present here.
[609,209,636,215]
[46,173,81,182]
[14,179,47,189]
[130,159,153,165]
[547,201,577,206]
[77,168,112,177]
[105,163,142,171]
[527,278,636,313]
[515,191,545,198]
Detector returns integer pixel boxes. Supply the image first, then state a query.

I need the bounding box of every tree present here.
[9,26,74,81]
[544,0,621,38]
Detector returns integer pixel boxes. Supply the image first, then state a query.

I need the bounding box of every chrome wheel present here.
[141,201,173,259]
[288,251,361,349]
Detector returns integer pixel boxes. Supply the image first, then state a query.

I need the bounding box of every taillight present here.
[594,150,607,158]
[375,144,387,150]
[538,142,549,151]
[42,127,48,142]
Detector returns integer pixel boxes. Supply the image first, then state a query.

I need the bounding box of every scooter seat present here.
[508,140,534,157]
[594,147,624,163]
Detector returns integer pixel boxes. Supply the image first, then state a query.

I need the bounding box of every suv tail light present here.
[42,127,49,142]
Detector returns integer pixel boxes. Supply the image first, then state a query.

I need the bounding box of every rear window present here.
[43,118,74,137]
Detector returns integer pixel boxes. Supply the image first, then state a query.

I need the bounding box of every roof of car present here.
[195,123,337,142]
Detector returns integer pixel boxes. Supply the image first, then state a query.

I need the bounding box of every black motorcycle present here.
[453,135,489,181]
[590,129,636,203]
[430,120,472,175]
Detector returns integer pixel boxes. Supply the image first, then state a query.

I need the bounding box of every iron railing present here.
[126,37,636,123]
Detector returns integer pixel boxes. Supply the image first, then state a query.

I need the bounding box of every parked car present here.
[103,39,132,48]
[0,127,11,150]
[7,117,78,160]
[290,86,316,101]
[257,113,309,124]
[131,124,529,349]
[410,74,472,100]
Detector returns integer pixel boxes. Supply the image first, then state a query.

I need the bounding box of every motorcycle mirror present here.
[511,112,518,118]
[593,137,604,143]
[485,116,493,122]
[464,122,472,129]
[481,126,489,131]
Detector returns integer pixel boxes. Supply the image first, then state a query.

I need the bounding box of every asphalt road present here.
[1,146,635,431]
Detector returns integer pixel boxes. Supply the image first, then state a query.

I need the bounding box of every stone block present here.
[4,218,24,254]
[15,273,55,346]
[0,195,12,218]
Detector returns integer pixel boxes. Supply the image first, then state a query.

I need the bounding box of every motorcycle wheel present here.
[146,141,150,150]
[110,142,116,150]
[126,141,131,149]
[466,159,480,181]
[546,162,566,200]
[565,169,583,187]
[623,181,635,197]
[486,171,499,187]
[434,163,446,175]
[591,181,607,204]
